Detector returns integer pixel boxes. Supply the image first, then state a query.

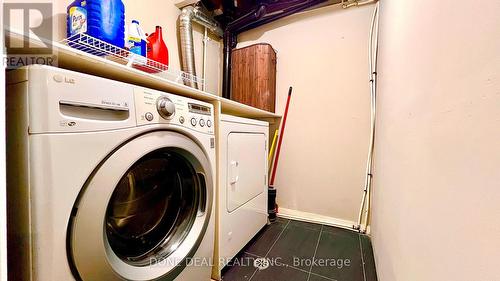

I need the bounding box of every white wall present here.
[238,4,374,224]
[371,1,500,280]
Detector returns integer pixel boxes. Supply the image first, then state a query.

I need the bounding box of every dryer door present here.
[69,131,213,281]
[226,132,267,212]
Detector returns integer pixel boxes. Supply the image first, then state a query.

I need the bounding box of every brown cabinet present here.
[231,43,277,112]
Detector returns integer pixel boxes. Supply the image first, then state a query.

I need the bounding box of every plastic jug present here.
[67,0,125,48]
[147,26,169,68]
[127,20,147,56]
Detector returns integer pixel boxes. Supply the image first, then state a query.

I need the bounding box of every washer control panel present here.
[134,87,214,134]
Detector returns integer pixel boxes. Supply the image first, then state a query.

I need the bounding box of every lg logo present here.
[53,75,76,84]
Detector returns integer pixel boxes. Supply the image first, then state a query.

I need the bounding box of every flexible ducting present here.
[179,4,223,89]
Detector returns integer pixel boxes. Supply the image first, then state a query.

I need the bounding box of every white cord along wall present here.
[354,1,379,233]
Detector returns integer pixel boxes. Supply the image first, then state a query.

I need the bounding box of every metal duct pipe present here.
[179,7,197,89]
[179,4,223,89]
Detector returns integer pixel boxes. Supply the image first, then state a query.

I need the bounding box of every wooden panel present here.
[231,43,276,112]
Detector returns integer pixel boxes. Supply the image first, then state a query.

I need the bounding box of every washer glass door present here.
[106,148,200,264]
[70,131,212,281]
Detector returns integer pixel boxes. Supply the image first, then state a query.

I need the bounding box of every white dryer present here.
[213,115,269,279]
[6,65,216,281]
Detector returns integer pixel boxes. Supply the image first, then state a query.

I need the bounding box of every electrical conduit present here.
[355,1,379,233]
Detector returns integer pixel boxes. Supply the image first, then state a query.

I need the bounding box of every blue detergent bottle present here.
[67,0,125,48]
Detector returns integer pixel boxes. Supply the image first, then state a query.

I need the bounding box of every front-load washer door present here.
[69,131,213,281]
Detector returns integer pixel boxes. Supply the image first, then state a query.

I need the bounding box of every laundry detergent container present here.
[67,0,125,48]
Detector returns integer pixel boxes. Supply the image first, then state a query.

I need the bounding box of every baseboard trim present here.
[277,208,359,232]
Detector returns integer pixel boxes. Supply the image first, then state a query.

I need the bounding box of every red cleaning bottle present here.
[147,26,169,70]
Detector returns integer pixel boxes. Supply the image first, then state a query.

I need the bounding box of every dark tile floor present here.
[222,218,377,281]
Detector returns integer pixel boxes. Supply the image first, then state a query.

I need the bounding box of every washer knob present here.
[145,112,154,121]
[157,97,175,119]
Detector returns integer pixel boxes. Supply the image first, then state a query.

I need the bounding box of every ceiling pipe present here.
[222,30,237,100]
[179,3,223,89]
[222,4,267,99]
[227,4,268,33]
[221,0,342,99]
[238,0,342,33]
[342,0,376,8]
[191,5,224,36]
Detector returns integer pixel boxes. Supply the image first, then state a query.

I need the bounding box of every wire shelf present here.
[60,33,204,88]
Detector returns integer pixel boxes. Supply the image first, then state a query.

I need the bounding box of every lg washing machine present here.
[6,65,216,281]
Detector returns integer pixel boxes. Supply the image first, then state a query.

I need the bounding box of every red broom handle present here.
[270,87,292,186]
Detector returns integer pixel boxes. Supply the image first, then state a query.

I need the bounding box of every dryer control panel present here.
[134,87,215,135]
